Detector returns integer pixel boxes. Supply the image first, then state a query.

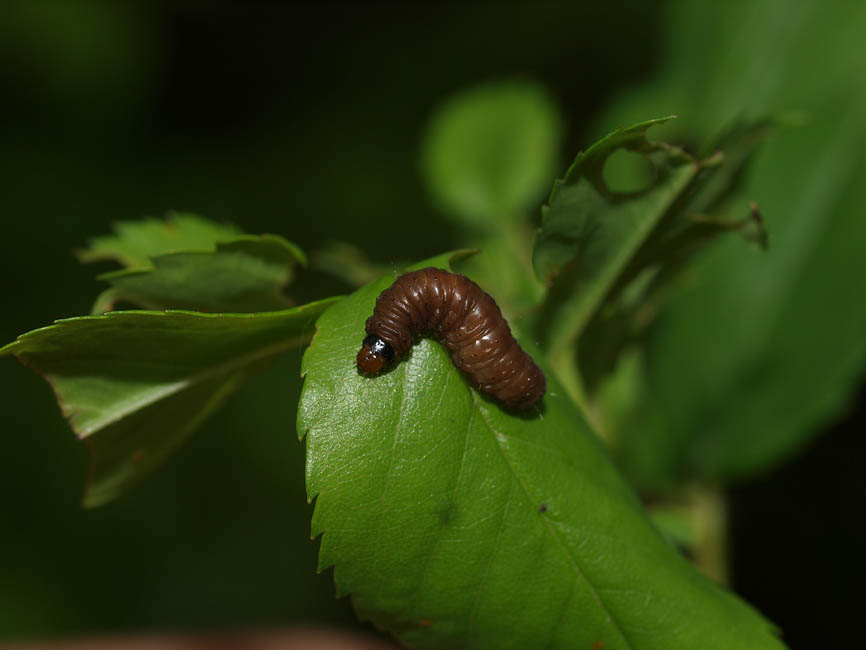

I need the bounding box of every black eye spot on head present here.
[365,334,395,361]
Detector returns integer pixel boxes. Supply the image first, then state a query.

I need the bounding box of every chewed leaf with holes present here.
[1,298,339,506]
[297,253,785,650]
[532,117,696,358]
[532,117,769,399]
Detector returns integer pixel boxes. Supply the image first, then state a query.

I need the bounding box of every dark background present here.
[0,2,861,648]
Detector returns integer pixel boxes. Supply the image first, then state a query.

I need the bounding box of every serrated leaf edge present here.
[2,300,342,439]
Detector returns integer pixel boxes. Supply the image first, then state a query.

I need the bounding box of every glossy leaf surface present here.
[298,253,785,650]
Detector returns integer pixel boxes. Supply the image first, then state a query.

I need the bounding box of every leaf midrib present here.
[552,160,699,355]
[64,334,307,437]
[472,392,634,650]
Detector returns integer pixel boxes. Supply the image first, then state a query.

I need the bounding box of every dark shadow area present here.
[730,380,866,649]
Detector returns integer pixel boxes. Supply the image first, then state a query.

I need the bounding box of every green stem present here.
[690,483,730,586]
[647,484,730,585]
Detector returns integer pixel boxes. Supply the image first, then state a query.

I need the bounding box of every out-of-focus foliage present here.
[80,214,306,313]
[96,236,305,313]
[593,0,866,488]
[532,117,770,406]
[309,241,395,289]
[532,117,694,396]
[2,299,338,506]
[420,81,563,228]
[78,213,243,268]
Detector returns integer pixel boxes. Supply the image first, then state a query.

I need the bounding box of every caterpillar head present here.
[356,334,396,376]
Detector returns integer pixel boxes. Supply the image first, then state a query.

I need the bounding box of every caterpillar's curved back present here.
[356,268,545,410]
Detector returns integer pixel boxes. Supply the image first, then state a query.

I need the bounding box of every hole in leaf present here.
[602,149,655,194]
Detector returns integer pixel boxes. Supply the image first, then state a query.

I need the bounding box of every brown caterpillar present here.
[356,268,545,410]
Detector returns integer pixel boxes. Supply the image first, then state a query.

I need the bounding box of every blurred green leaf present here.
[309,241,396,288]
[298,253,785,650]
[1,298,339,506]
[577,121,773,397]
[420,80,563,227]
[80,214,306,313]
[533,117,771,403]
[688,119,779,216]
[597,0,866,486]
[531,118,691,394]
[533,117,687,335]
[452,226,544,320]
[648,506,694,549]
[97,235,306,313]
[78,212,243,268]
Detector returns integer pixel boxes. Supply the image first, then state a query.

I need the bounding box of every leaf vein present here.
[473,394,635,650]
[371,362,410,576]
[74,335,306,436]
[468,472,515,633]
[412,374,471,612]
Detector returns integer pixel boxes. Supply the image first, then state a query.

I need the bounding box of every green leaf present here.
[531,118,692,399]
[97,234,306,313]
[532,118,691,351]
[1,298,339,506]
[597,0,866,485]
[535,118,674,279]
[577,120,772,397]
[309,241,397,288]
[420,80,563,227]
[452,226,545,320]
[297,254,785,650]
[77,212,243,268]
[532,118,770,403]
